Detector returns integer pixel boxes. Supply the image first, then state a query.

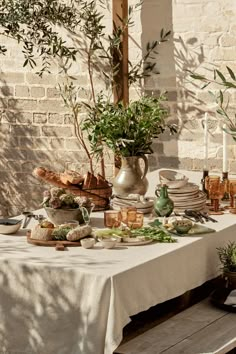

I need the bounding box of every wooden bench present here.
[115,298,236,354]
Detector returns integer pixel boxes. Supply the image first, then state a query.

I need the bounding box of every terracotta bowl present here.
[229,208,236,215]
[159,170,189,189]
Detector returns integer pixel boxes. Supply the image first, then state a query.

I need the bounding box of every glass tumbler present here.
[104,210,121,228]
[127,211,144,229]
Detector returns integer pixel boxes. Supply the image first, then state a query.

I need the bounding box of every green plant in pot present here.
[83,95,177,196]
[217,241,236,289]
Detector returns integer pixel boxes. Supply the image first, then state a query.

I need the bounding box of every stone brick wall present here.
[144,0,236,173]
[0,0,236,215]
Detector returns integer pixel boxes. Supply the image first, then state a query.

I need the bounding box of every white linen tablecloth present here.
[0,170,236,354]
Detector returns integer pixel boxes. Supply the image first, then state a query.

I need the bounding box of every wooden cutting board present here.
[26,231,81,247]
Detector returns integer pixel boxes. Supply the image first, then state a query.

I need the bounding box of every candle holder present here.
[222,171,229,201]
[201,170,209,198]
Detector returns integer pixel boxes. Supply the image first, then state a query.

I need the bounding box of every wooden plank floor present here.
[116,298,236,354]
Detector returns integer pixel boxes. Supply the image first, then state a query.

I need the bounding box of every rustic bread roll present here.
[66,225,92,241]
[31,224,54,241]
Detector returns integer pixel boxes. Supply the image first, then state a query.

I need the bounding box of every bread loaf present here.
[66,225,92,241]
[33,167,68,188]
[60,170,84,185]
[31,224,54,241]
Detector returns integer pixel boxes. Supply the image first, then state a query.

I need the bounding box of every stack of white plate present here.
[156,183,207,213]
[111,195,154,214]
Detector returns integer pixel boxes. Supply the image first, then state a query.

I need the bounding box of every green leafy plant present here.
[216,241,236,272]
[189,67,236,140]
[83,94,177,157]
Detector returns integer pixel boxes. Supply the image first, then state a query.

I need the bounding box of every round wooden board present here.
[27,231,81,247]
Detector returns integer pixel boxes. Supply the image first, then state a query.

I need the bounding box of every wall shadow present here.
[140,0,208,173]
[0,78,58,217]
[140,0,179,172]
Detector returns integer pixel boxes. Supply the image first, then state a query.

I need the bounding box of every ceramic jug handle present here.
[138,155,148,180]
[155,190,159,197]
[81,207,90,224]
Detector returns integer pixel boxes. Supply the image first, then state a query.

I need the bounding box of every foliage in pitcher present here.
[83,95,177,157]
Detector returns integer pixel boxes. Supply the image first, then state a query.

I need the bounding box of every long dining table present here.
[0,169,236,354]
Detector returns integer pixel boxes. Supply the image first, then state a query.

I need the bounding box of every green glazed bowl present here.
[172,219,193,234]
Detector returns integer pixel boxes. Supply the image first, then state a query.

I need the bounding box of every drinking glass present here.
[207,179,225,212]
[229,180,236,207]
[104,210,121,228]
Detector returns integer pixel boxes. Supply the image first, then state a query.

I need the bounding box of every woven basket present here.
[68,184,113,211]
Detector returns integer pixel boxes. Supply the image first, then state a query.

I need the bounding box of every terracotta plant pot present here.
[223,271,236,289]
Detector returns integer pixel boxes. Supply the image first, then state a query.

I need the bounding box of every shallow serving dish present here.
[0,219,22,234]
[159,170,189,189]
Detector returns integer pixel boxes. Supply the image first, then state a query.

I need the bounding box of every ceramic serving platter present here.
[121,238,153,246]
[169,223,215,236]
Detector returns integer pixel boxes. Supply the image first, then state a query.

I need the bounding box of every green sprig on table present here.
[131,227,177,243]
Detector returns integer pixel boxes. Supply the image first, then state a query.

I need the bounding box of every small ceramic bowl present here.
[159,170,189,189]
[172,219,193,234]
[80,238,96,249]
[0,219,22,234]
[100,237,117,249]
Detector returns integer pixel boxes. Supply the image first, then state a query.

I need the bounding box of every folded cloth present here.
[224,289,236,307]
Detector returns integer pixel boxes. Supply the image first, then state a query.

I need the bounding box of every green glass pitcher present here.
[154,184,174,217]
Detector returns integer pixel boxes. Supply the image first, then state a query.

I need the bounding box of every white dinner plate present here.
[156,183,199,194]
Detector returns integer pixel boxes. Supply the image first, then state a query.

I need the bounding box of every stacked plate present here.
[111,195,154,214]
[156,183,207,213]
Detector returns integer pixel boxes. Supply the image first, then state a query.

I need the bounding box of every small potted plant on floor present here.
[217,241,236,289]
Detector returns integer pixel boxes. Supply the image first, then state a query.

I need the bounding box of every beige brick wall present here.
[0,0,236,216]
[143,0,236,173]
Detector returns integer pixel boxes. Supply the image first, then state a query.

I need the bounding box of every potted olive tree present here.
[83,94,177,196]
[0,0,170,178]
[217,241,236,289]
